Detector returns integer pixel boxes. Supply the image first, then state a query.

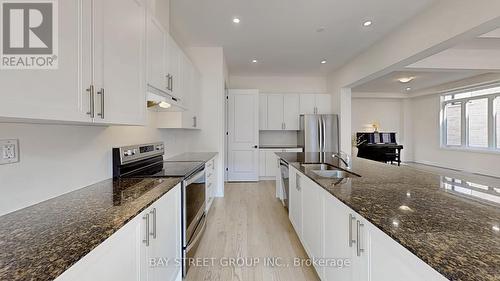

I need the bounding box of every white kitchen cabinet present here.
[301,176,324,278]
[206,156,217,212]
[260,148,302,179]
[0,0,147,125]
[146,15,167,92]
[289,167,302,237]
[283,94,300,130]
[93,0,147,125]
[147,184,181,281]
[299,94,332,115]
[0,1,92,123]
[260,94,300,131]
[166,34,181,101]
[266,94,285,130]
[55,184,182,281]
[259,95,269,130]
[259,150,267,176]
[323,195,355,281]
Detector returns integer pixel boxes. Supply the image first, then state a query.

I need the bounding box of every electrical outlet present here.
[0,139,19,165]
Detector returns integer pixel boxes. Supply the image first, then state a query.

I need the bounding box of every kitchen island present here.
[277,152,500,281]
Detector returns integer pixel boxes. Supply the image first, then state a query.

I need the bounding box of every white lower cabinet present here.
[206,156,217,212]
[55,184,182,281]
[288,168,448,281]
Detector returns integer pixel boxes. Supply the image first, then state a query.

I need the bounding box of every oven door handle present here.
[184,169,205,186]
[186,214,206,252]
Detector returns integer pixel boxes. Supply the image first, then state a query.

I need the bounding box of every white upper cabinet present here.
[315,94,332,114]
[93,0,147,125]
[299,94,333,115]
[165,34,181,100]
[0,0,92,123]
[146,15,167,92]
[260,93,299,131]
[267,94,285,130]
[283,94,300,130]
[0,0,147,125]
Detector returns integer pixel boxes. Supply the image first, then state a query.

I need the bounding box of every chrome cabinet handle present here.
[296,174,301,191]
[193,116,197,128]
[349,214,356,247]
[97,88,104,119]
[150,208,157,239]
[143,213,150,246]
[86,85,95,118]
[356,220,364,256]
[170,75,173,91]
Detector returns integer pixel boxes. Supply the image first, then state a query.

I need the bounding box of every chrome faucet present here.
[333,152,351,170]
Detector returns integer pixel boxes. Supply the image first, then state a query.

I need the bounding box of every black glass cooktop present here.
[125,161,204,178]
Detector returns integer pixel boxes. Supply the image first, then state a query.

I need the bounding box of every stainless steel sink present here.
[312,170,353,179]
[300,163,360,179]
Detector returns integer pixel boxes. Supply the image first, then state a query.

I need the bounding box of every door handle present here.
[86,85,95,118]
[150,208,157,239]
[97,88,104,119]
[356,220,364,256]
[348,214,356,247]
[143,213,150,246]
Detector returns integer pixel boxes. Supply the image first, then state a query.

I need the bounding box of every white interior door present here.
[227,89,260,181]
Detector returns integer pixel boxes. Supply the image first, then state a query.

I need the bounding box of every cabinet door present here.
[283,94,300,130]
[259,94,268,130]
[259,150,266,177]
[166,35,181,98]
[299,94,316,115]
[301,178,323,260]
[148,184,181,281]
[94,0,146,125]
[324,196,354,281]
[315,94,332,114]
[265,150,279,177]
[266,94,284,130]
[146,15,166,91]
[288,167,302,236]
[55,211,146,281]
[0,0,92,123]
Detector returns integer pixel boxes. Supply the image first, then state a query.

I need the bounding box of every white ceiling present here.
[352,70,488,93]
[170,0,436,76]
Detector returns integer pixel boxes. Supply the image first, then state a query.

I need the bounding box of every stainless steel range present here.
[112,142,206,277]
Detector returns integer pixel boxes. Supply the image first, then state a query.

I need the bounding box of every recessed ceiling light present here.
[321,60,327,64]
[363,20,373,27]
[316,27,326,33]
[406,87,412,91]
[233,17,240,24]
[398,77,415,83]
[251,59,258,63]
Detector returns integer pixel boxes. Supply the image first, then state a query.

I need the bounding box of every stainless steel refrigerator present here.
[298,114,340,153]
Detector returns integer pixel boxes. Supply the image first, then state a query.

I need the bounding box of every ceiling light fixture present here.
[251,59,258,63]
[321,60,327,64]
[406,87,412,92]
[363,20,373,27]
[398,77,415,83]
[233,17,240,24]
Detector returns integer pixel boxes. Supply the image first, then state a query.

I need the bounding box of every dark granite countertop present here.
[277,152,500,281]
[165,152,217,162]
[259,145,302,149]
[0,177,182,281]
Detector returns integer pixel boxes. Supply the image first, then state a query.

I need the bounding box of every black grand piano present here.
[356,132,403,166]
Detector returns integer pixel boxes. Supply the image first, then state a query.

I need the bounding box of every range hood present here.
[147,84,185,111]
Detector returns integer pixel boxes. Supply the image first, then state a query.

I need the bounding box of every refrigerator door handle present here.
[322,116,327,152]
[318,117,322,152]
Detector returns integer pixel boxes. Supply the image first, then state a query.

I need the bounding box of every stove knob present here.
[132,149,137,155]
[124,150,133,156]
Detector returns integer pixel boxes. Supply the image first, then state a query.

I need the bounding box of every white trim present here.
[440,145,500,155]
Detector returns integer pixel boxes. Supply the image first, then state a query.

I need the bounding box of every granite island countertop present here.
[165,152,218,162]
[0,177,183,281]
[277,152,500,281]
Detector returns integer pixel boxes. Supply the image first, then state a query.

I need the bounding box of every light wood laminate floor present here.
[185,181,320,281]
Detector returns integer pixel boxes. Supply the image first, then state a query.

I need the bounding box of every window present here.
[441,84,500,151]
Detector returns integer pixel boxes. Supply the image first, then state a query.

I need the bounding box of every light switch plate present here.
[0,139,19,165]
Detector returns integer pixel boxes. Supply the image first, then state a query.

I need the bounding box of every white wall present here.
[351,97,404,140]
[411,94,500,177]
[186,47,226,197]
[260,131,297,146]
[229,75,327,93]
[0,112,189,216]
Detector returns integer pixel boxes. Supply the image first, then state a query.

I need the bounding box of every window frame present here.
[440,83,500,152]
